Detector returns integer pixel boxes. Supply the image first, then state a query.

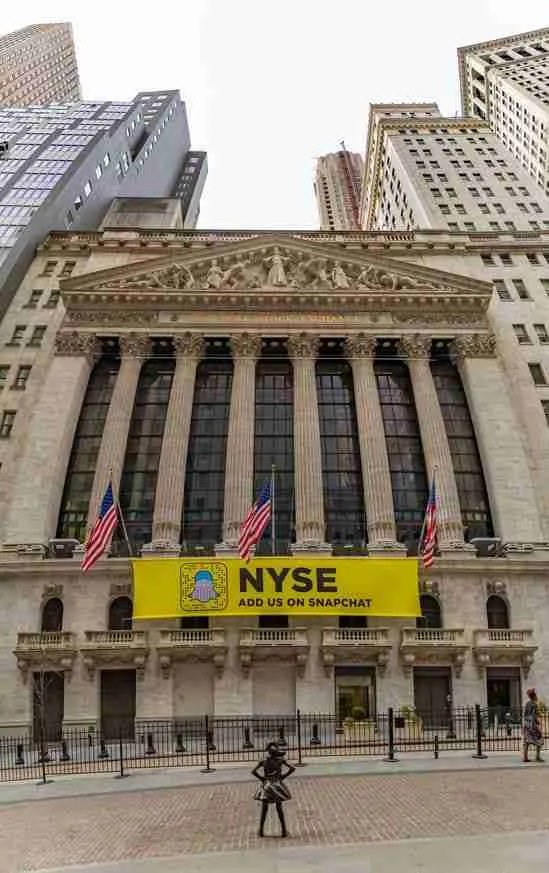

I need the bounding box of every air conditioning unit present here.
[0,141,9,156]
[48,538,80,559]
[470,537,503,557]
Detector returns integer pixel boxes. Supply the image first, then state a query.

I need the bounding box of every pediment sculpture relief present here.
[94,245,444,294]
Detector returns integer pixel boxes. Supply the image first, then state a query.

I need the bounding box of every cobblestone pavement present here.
[1,768,548,872]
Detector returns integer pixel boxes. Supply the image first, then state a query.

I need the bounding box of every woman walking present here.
[252,742,295,838]
[523,688,544,762]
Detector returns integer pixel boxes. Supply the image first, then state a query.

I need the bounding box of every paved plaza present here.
[0,759,548,872]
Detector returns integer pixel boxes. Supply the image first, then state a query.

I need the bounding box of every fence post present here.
[201,715,216,773]
[15,742,24,766]
[383,707,399,763]
[37,725,52,786]
[434,734,439,759]
[472,703,487,759]
[295,710,304,766]
[115,734,128,779]
[242,725,254,750]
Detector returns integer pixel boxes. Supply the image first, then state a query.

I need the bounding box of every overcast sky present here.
[4,2,549,228]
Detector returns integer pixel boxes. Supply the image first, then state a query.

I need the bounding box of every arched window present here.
[41,598,63,632]
[487,594,509,629]
[108,597,133,631]
[417,594,442,629]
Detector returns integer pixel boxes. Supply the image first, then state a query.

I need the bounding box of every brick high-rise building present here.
[315,149,363,230]
[0,23,81,106]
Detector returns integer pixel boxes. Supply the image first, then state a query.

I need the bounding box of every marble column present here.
[2,331,98,550]
[146,333,204,554]
[218,333,262,551]
[451,334,544,548]
[399,334,466,549]
[86,333,150,531]
[345,334,403,552]
[288,333,330,553]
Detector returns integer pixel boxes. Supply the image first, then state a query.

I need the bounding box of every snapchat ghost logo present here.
[190,569,218,603]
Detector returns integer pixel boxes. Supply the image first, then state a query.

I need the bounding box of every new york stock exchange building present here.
[1,204,549,739]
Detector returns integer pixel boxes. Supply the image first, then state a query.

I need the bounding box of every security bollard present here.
[97,738,109,759]
[15,742,24,766]
[60,739,70,762]
[242,726,254,750]
[145,733,156,755]
[175,732,186,754]
[310,723,321,746]
[278,725,287,748]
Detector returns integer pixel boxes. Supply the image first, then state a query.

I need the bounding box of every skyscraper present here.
[0,23,81,106]
[0,91,207,316]
[458,28,549,197]
[314,148,363,230]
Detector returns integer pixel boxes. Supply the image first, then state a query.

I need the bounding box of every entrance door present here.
[100,670,136,740]
[413,668,451,728]
[487,667,521,723]
[32,671,64,742]
[335,667,376,722]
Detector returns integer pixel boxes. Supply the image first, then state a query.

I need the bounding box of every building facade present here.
[0,23,80,107]
[0,91,206,318]
[0,224,548,735]
[315,150,363,230]
[458,27,549,197]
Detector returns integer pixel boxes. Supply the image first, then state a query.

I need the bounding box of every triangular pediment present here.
[61,234,488,297]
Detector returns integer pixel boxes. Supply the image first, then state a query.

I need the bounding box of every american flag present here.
[421,472,438,569]
[81,481,119,573]
[239,481,272,562]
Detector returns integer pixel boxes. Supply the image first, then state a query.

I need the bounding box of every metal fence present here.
[1,706,547,783]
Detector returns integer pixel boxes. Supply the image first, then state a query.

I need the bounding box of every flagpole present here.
[271,464,276,556]
[109,470,133,558]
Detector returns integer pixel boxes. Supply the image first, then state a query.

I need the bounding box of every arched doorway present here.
[486,595,509,629]
[41,598,63,632]
[108,596,133,631]
[416,594,442,629]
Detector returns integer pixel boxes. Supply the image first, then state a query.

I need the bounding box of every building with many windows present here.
[0,91,206,317]
[0,222,548,737]
[0,23,80,107]
[458,27,549,197]
[314,149,363,230]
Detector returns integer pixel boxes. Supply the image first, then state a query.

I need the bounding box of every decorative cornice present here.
[229,333,262,359]
[173,332,204,359]
[287,332,320,360]
[399,334,431,360]
[450,333,497,362]
[119,333,151,358]
[54,331,98,361]
[345,333,377,359]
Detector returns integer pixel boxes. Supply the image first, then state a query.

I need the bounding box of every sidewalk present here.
[0,748,534,806]
[29,831,549,873]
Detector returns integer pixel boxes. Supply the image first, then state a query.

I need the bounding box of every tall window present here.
[431,352,493,540]
[118,354,174,552]
[375,350,428,548]
[316,348,365,547]
[57,354,120,541]
[254,342,294,553]
[108,597,133,630]
[182,344,233,548]
[416,594,442,629]
[487,595,509,629]
[41,598,63,632]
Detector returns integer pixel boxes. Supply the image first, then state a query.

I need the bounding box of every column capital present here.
[173,332,204,359]
[119,333,151,358]
[54,331,98,362]
[287,332,320,360]
[399,334,431,360]
[229,333,262,359]
[450,333,497,363]
[345,333,377,359]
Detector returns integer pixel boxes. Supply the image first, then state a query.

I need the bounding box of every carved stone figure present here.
[331,262,350,289]
[205,259,225,289]
[263,247,289,286]
[356,264,379,289]
[312,258,332,289]
[150,264,194,289]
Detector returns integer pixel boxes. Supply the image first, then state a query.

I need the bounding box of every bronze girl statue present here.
[252,742,295,837]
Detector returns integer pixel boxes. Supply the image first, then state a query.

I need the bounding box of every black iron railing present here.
[0,706,545,783]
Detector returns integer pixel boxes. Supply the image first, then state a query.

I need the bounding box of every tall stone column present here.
[86,333,150,530]
[288,333,330,553]
[146,333,204,554]
[345,334,403,552]
[218,334,261,551]
[2,331,98,550]
[399,335,465,549]
[451,334,544,547]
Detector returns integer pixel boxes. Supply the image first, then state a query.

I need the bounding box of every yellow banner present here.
[132,557,420,619]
